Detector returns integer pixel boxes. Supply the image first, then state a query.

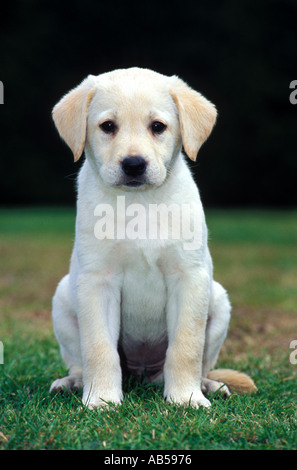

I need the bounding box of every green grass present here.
[1,207,297,450]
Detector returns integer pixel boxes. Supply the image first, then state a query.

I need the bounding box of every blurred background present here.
[0,0,296,208]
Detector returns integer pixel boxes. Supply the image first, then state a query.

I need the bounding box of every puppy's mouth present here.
[118,177,148,189]
[124,179,145,188]
[126,182,143,188]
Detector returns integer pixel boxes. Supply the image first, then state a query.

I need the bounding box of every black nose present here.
[121,156,147,176]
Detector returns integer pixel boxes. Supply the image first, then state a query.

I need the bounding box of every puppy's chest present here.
[120,253,168,341]
[118,251,169,377]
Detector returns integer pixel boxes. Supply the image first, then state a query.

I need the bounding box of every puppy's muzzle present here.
[121,156,147,176]
[121,156,148,187]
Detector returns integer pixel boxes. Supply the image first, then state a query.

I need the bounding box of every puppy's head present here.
[53,68,217,189]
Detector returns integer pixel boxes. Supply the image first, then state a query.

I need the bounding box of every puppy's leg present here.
[77,273,123,409]
[201,280,231,395]
[50,275,83,392]
[164,268,211,408]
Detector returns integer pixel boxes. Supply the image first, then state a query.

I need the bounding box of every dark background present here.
[0,0,296,208]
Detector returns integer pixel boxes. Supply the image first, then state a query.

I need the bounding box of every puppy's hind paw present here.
[50,375,83,393]
[201,377,231,397]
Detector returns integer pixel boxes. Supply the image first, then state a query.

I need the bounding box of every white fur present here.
[50,68,231,409]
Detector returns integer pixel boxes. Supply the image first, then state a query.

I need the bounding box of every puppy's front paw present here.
[165,389,211,409]
[82,389,123,410]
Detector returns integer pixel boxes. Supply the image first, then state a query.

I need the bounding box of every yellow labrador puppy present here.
[50,67,256,409]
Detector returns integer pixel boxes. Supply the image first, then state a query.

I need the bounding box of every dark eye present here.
[151,121,167,135]
[99,120,117,134]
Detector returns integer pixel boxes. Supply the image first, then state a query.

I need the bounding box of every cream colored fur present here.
[50,67,256,409]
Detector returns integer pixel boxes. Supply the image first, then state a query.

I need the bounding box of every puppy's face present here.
[52,67,217,190]
[86,69,181,189]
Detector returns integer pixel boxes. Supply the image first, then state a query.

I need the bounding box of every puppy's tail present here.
[207,369,257,394]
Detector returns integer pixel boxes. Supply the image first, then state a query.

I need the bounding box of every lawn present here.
[0,207,297,451]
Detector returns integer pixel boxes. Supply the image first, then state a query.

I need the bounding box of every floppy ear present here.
[52,76,97,161]
[170,78,217,161]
